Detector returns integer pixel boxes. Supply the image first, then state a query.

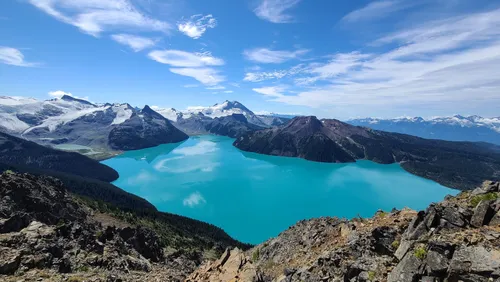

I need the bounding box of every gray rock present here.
[471,200,495,227]
[420,276,439,282]
[388,253,423,282]
[449,246,500,275]
[395,239,413,261]
[441,206,465,227]
[490,210,500,226]
[426,250,449,275]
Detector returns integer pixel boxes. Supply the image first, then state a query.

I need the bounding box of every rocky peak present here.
[283,116,323,133]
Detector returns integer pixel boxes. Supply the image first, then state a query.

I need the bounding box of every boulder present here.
[471,200,495,227]
[387,253,423,282]
[449,246,500,276]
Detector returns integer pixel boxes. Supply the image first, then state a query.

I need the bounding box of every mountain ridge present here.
[234,116,500,190]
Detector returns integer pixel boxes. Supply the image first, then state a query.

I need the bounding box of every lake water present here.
[103,135,457,244]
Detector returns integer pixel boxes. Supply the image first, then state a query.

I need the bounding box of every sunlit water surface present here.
[103,135,457,244]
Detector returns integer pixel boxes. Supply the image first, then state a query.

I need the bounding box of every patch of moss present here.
[368,271,376,281]
[252,248,260,263]
[470,193,498,207]
[391,240,400,249]
[414,247,427,260]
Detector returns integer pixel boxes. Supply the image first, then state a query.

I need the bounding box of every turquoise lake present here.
[103,135,457,244]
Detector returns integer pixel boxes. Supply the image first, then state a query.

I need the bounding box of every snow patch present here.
[111,104,133,125]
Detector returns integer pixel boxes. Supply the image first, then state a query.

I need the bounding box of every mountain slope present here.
[108,105,188,150]
[0,96,188,153]
[234,116,500,190]
[349,115,500,145]
[0,172,250,281]
[0,131,118,182]
[205,114,266,138]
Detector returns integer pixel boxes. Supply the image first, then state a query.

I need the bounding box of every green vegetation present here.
[75,195,252,257]
[391,240,400,249]
[414,247,427,260]
[252,248,260,263]
[470,192,498,207]
[378,211,388,218]
[368,271,376,281]
[3,169,14,174]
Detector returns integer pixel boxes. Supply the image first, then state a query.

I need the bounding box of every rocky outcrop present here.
[234,116,500,190]
[0,172,223,281]
[108,105,188,150]
[189,181,500,282]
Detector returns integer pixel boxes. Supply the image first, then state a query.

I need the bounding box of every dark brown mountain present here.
[233,116,500,190]
[108,105,188,150]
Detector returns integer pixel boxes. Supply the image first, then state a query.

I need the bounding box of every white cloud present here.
[244,64,306,82]
[111,34,156,51]
[183,192,206,207]
[252,86,287,97]
[148,50,224,67]
[48,90,90,101]
[223,90,234,93]
[206,85,225,90]
[183,84,199,88]
[28,0,171,36]
[0,47,38,67]
[169,68,225,86]
[244,48,308,64]
[178,14,217,39]
[148,50,225,85]
[253,8,500,117]
[341,0,415,23]
[254,0,301,23]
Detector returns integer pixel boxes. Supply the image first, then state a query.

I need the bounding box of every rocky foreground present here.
[1,171,499,282]
[0,172,239,281]
[189,181,500,282]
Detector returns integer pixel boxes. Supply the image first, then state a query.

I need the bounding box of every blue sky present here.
[1,0,500,119]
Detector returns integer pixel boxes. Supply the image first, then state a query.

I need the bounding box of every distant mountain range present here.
[0,96,289,155]
[348,115,500,145]
[234,116,500,190]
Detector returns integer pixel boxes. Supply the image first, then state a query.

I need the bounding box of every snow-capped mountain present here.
[348,115,500,145]
[0,95,185,151]
[153,100,284,129]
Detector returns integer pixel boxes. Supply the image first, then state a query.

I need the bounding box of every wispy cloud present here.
[0,47,38,67]
[253,8,500,115]
[252,86,287,97]
[183,192,206,207]
[254,0,301,23]
[111,34,156,51]
[148,50,225,85]
[148,50,224,67]
[244,48,308,64]
[169,68,225,86]
[178,14,217,39]
[341,0,415,23]
[244,64,306,82]
[28,0,171,36]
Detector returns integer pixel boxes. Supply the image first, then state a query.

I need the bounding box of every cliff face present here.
[233,116,500,190]
[0,172,248,281]
[188,181,500,282]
